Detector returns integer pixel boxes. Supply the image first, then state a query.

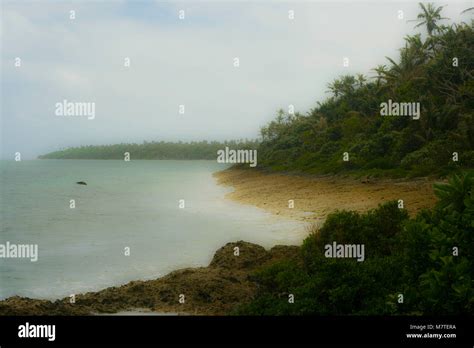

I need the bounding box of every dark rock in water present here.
[76,181,87,185]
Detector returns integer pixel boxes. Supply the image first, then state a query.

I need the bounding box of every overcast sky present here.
[1,0,471,159]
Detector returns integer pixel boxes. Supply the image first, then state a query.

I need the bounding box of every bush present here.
[235,172,474,315]
[311,201,408,259]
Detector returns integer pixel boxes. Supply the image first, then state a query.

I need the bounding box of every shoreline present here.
[213,167,439,222]
[0,241,300,316]
[0,168,440,315]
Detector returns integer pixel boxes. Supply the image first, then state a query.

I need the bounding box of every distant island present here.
[38,140,259,161]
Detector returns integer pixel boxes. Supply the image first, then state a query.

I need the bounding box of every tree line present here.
[258,3,473,178]
[39,140,259,160]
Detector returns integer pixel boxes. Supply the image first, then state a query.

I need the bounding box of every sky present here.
[1,0,472,159]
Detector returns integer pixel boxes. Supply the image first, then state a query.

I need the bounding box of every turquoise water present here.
[0,160,306,300]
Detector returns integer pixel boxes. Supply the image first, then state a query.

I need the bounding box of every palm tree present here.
[327,76,358,98]
[409,3,448,36]
[434,172,474,213]
[327,79,343,98]
[372,64,388,86]
[356,74,366,88]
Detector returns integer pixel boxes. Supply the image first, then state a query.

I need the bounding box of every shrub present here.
[235,172,473,315]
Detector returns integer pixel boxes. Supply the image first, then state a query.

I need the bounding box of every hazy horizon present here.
[1,0,470,159]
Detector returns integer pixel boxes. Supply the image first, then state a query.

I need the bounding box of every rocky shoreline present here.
[214,168,438,221]
[0,241,301,316]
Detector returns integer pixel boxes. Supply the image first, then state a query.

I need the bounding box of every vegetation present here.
[38,140,259,160]
[258,4,474,177]
[234,171,474,315]
[235,6,474,314]
[40,5,473,180]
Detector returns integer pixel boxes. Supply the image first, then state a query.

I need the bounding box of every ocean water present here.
[0,160,306,300]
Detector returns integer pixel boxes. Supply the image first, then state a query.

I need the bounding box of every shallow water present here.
[0,160,306,300]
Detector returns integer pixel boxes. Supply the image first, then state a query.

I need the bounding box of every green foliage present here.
[303,201,408,263]
[433,171,474,212]
[236,170,474,315]
[257,11,474,178]
[39,139,259,160]
[409,3,448,36]
[238,201,409,315]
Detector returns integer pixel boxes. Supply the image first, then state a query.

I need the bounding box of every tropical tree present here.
[409,3,448,36]
[433,172,474,212]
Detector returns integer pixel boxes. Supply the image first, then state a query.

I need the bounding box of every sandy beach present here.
[214,168,439,223]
